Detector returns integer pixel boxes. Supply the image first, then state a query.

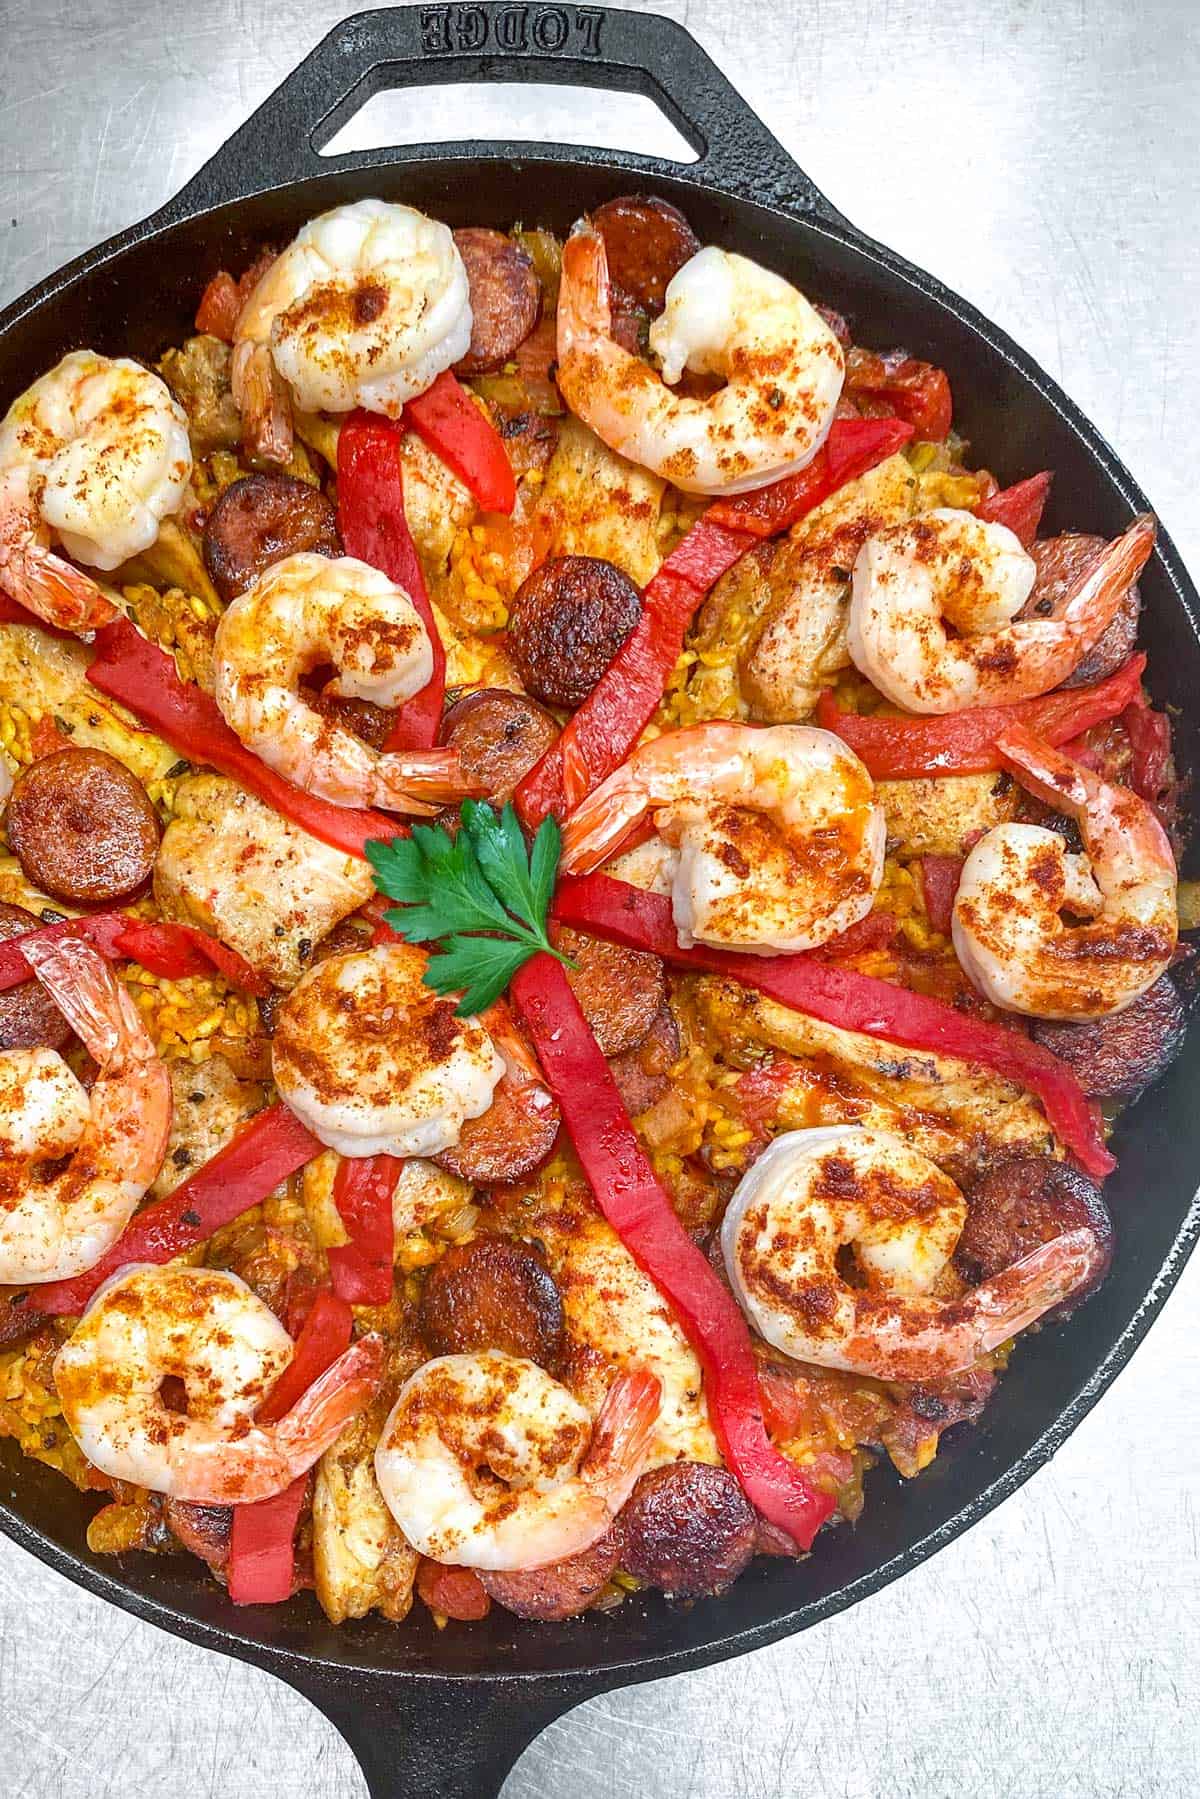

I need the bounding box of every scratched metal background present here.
[0,1,1197,1794]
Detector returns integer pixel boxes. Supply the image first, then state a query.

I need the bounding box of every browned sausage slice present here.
[308,686,395,752]
[590,196,701,314]
[620,1461,757,1597]
[507,556,642,709]
[955,1156,1114,1316]
[202,472,341,604]
[7,750,160,905]
[433,1065,560,1186]
[1030,973,1186,1100]
[480,1526,622,1620]
[453,228,542,376]
[163,1499,232,1573]
[1024,533,1141,688]
[440,689,559,805]
[607,1004,681,1116]
[0,902,71,1052]
[419,1236,565,1366]
[554,926,666,1057]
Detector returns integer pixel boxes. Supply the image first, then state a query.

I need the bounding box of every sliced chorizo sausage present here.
[415,1559,492,1621]
[608,1004,681,1117]
[0,903,72,1052]
[6,750,160,905]
[1024,533,1141,688]
[453,228,542,376]
[163,1499,232,1573]
[0,1290,48,1351]
[440,689,559,805]
[1029,973,1186,1100]
[590,195,700,315]
[308,686,395,752]
[419,1236,565,1366]
[506,556,642,709]
[955,1156,1114,1316]
[202,472,341,604]
[433,1067,560,1186]
[480,1526,623,1620]
[620,1462,757,1597]
[555,926,666,1057]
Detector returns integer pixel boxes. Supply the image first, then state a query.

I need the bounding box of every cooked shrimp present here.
[55,1265,384,1503]
[0,938,171,1283]
[272,939,504,1159]
[847,509,1155,713]
[952,724,1177,1019]
[232,199,472,462]
[374,1351,661,1569]
[556,224,844,495]
[0,351,192,630]
[722,1126,1105,1381]
[560,722,885,955]
[212,552,475,813]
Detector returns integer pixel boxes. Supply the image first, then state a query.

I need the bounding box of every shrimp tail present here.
[374,748,486,812]
[996,725,1094,817]
[273,1330,386,1475]
[231,340,294,469]
[560,225,613,339]
[585,1367,662,1483]
[561,778,655,875]
[1062,513,1156,645]
[20,936,153,1067]
[970,1227,1104,1353]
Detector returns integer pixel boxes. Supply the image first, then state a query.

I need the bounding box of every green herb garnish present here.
[365,800,572,1016]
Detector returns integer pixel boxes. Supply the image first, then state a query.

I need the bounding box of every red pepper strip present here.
[510,953,834,1550]
[85,619,393,858]
[920,856,965,936]
[705,417,915,539]
[226,1478,308,1605]
[327,1155,402,1306]
[815,652,1146,780]
[38,1102,322,1316]
[551,873,1114,1179]
[1121,695,1172,802]
[516,418,914,826]
[337,411,445,751]
[405,371,517,516]
[0,909,266,995]
[976,471,1053,547]
[227,1292,354,1605]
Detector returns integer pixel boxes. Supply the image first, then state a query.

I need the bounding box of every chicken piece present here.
[878,770,1019,858]
[313,1404,419,1624]
[0,624,178,786]
[527,1179,719,1469]
[150,1054,267,1200]
[694,977,1057,1180]
[533,415,666,587]
[739,454,918,720]
[153,774,373,988]
[159,335,242,455]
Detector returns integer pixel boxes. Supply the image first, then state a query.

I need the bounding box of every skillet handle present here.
[280,1665,598,1799]
[168,3,840,221]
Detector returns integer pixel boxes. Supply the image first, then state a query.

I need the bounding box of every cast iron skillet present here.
[1,7,1197,1795]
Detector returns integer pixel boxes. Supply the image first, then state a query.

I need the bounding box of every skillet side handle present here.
[166,3,843,223]
[280,1666,599,1799]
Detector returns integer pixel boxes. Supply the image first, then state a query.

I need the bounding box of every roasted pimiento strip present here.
[506,555,643,709]
[619,1461,757,1598]
[6,748,161,905]
[202,472,341,604]
[1029,974,1187,1099]
[419,1237,565,1365]
[955,1156,1114,1316]
[453,228,542,375]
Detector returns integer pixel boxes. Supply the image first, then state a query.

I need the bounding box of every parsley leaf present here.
[367,803,571,1015]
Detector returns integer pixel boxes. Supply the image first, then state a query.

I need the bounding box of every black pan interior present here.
[1,157,1198,1695]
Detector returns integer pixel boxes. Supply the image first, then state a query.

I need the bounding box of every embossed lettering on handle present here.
[420,5,605,57]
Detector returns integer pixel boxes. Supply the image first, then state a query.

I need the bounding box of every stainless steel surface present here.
[1,1,1197,1793]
